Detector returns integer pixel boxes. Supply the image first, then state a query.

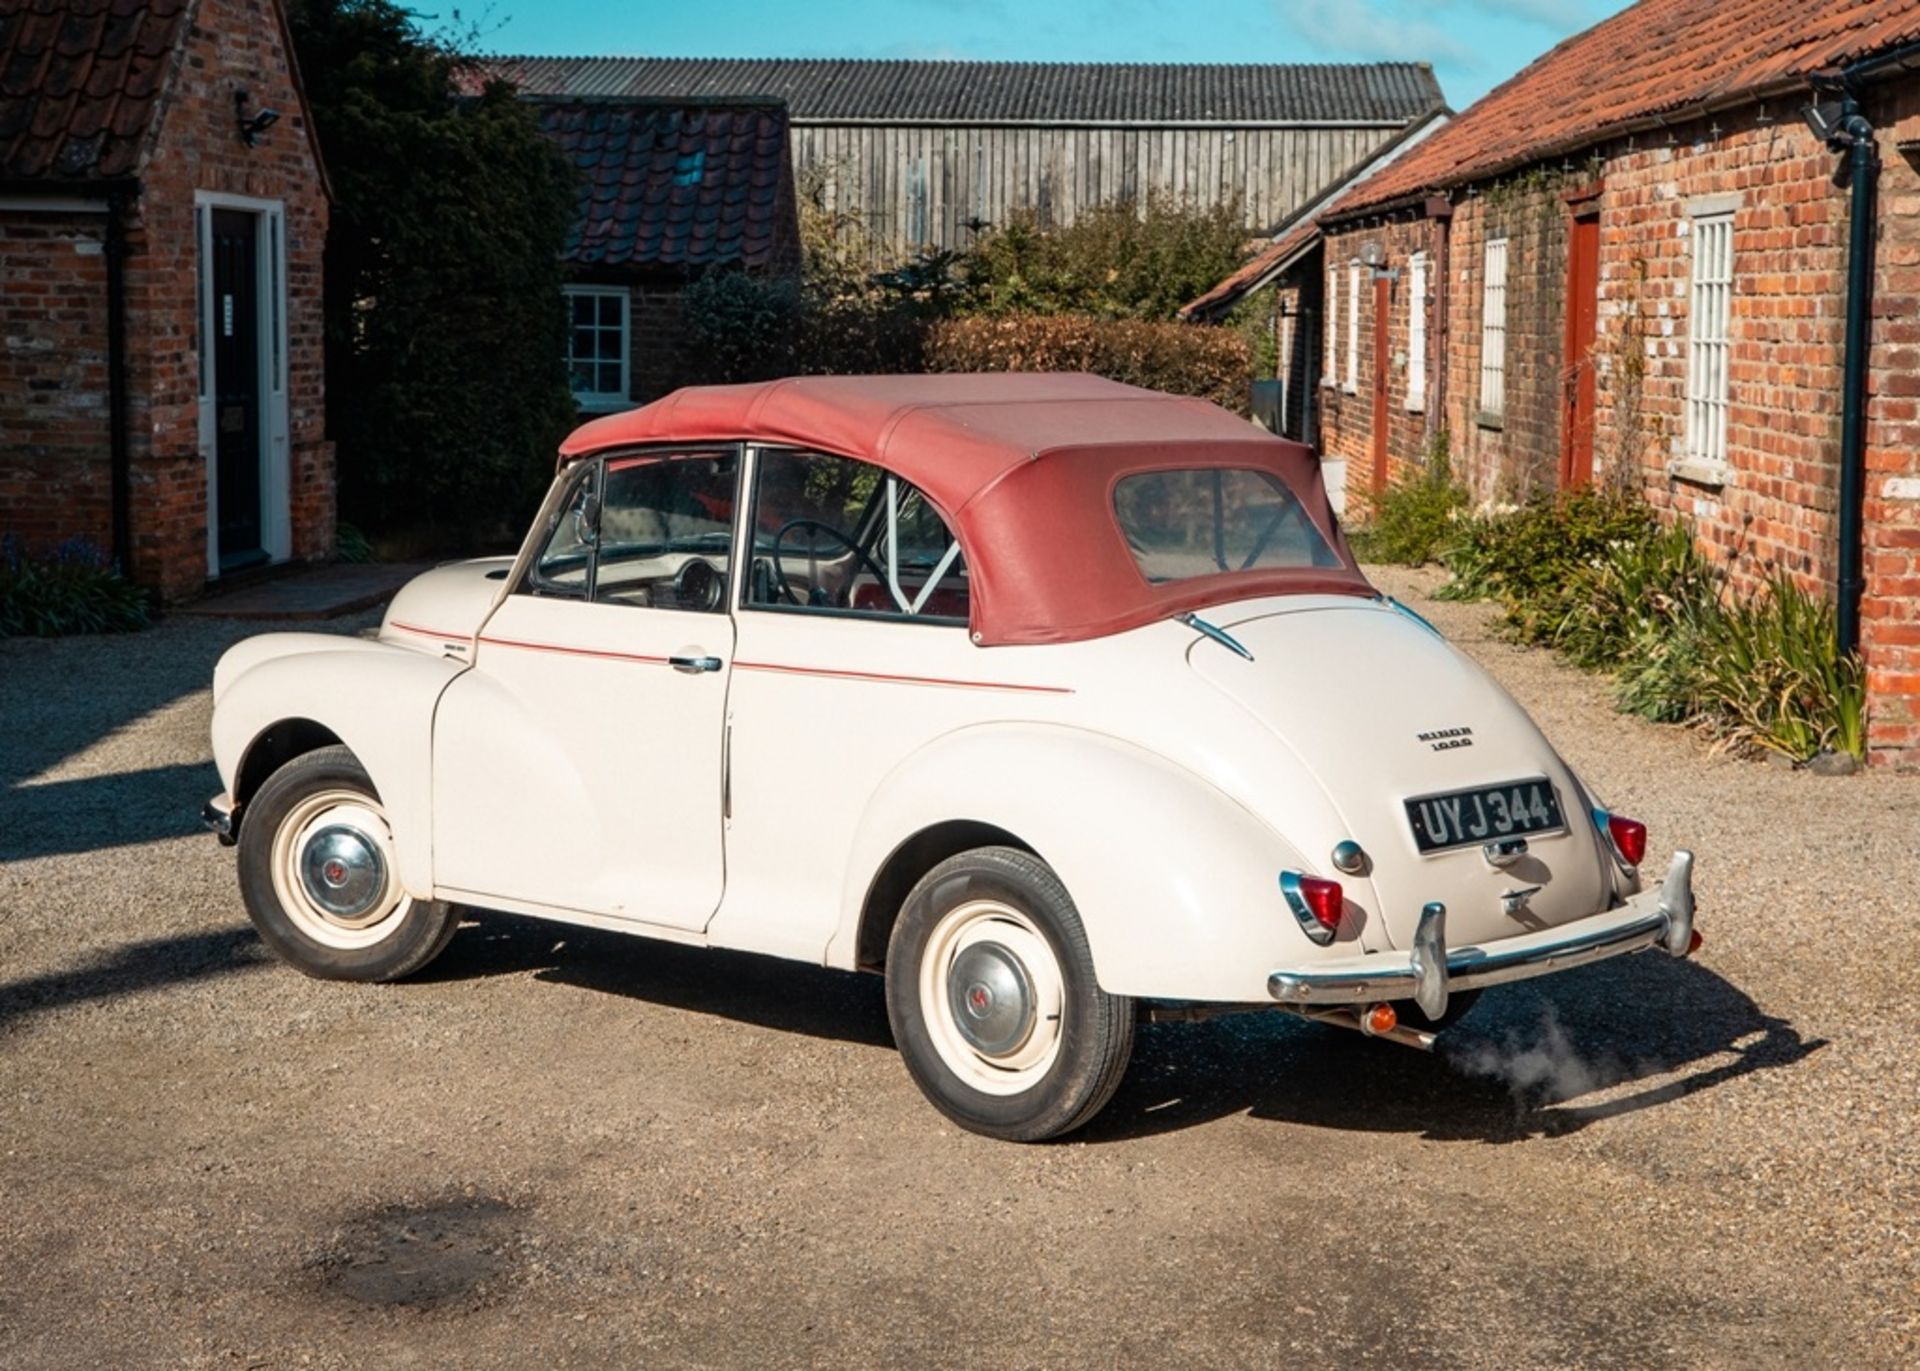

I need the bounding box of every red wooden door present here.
[1371,274,1391,495]
[1561,211,1601,487]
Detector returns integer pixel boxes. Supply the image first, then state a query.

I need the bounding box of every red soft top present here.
[561,374,1372,645]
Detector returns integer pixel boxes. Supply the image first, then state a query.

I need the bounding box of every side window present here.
[521,451,738,611]
[746,449,969,622]
[593,451,738,611]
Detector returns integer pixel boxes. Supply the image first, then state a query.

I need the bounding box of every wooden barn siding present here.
[792,123,1397,261]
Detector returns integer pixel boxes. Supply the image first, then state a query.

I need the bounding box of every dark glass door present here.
[212,208,264,570]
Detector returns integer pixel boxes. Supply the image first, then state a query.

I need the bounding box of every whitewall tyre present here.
[237,746,459,982]
[885,846,1134,1142]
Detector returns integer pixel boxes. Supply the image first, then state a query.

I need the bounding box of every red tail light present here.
[1298,875,1344,931]
[1607,813,1647,867]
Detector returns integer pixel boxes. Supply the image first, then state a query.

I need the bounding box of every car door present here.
[430,447,740,930]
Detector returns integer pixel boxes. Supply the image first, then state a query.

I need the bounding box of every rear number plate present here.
[1405,778,1564,854]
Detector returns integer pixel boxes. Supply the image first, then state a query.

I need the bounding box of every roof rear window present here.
[1114,468,1342,585]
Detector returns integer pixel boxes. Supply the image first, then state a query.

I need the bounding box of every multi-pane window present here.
[1406,251,1428,412]
[1345,262,1361,392]
[1686,213,1734,465]
[564,286,629,409]
[1479,238,1509,418]
[1323,259,1340,386]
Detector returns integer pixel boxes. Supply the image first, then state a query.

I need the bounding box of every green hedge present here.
[924,314,1251,413]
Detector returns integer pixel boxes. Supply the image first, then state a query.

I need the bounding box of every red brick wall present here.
[1857,81,1920,763]
[628,283,690,404]
[1,0,330,602]
[0,211,112,555]
[120,0,332,601]
[1315,84,1920,765]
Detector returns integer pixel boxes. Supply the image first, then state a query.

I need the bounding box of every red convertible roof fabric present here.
[561,374,1371,645]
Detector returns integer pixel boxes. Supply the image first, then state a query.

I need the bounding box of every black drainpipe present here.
[104,184,132,577]
[1820,43,1920,657]
[1831,94,1877,659]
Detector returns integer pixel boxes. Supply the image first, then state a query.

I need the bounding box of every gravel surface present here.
[1,575,1915,1368]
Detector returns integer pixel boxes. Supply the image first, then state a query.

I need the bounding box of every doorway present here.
[1560,209,1601,487]
[196,195,290,578]
[211,209,264,569]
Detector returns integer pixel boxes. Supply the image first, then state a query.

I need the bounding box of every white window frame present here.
[1345,261,1362,393]
[1323,258,1339,387]
[1479,237,1509,420]
[1686,212,1734,468]
[194,191,291,578]
[1406,251,1428,413]
[564,284,631,411]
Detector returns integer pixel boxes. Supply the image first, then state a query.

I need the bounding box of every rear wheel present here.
[885,846,1133,1142]
[237,746,459,982]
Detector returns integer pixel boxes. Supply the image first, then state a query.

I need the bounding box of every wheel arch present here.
[854,819,1035,973]
[832,722,1324,1003]
[233,718,345,814]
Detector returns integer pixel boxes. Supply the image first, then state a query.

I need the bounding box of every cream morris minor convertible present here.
[205,374,1700,1140]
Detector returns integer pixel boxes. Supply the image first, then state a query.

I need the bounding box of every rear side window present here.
[1113,468,1342,585]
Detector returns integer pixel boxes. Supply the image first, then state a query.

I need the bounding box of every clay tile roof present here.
[1336,0,1920,217]
[534,98,798,272]
[487,57,1445,126]
[0,0,191,181]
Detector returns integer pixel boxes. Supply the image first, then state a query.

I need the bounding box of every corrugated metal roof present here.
[484,57,1445,126]
[537,99,798,271]
[0,0,193,181]
[1335,0,1920,216]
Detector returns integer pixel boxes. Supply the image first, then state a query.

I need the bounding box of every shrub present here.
[681,270,929,382]
[1438,487,1656,645]
[1349,435,1468,567]
[924,314,1252,413]
[0,537,150,638]
[1432,491,1864,762]
[291,0,578,545]
[964,197,1252,321]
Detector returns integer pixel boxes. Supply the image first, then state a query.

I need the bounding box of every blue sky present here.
[484,0,1632,109]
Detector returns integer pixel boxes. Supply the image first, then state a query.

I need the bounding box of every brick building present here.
[1,0,332,603]
[1189,0,1920,768]
[531,96,799,411]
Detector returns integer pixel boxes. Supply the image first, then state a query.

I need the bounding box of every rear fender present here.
[834,723,1327,1003]
[211,637,467,897]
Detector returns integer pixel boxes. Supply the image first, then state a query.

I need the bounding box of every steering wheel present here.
[770,518,891,609]
[673,557,724,613]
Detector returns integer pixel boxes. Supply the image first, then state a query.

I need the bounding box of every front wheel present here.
[885,846,1134,1141]
[237,745,459,982]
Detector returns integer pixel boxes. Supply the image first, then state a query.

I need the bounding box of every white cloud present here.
[1274,0,1484,68]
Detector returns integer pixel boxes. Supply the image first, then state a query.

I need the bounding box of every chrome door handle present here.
[669,654,723,674]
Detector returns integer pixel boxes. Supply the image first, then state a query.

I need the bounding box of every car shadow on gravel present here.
[422,912,894,1047]
[0,761,221,861]
[1083,953,1825,1145]
[0,926,270,1031]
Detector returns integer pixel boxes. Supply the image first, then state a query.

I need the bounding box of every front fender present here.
[211,636,467,898]
[834,723,1331,1003]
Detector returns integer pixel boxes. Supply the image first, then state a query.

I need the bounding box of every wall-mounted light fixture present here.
[235,89,281,147]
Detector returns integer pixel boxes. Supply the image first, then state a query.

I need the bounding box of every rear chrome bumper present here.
[202,792,237,846]
[1268,850,1696,1020]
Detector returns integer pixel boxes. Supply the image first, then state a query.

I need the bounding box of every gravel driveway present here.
[1,569,1914,1368]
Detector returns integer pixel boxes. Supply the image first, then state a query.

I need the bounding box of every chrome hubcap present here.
[298,824,387,924]
[947,941,1035,1058]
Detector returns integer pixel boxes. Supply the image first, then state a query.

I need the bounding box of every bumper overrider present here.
[1268,850,1697,1023]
